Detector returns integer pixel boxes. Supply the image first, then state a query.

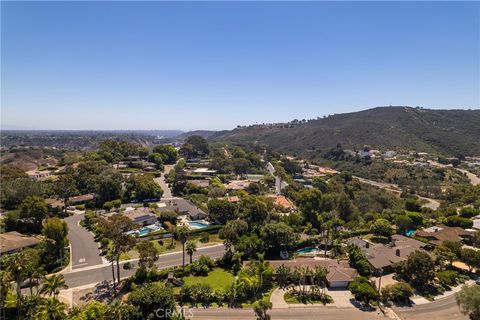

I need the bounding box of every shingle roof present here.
[0,231,40,254]
[415,225,475,245]
[266,258,358,283]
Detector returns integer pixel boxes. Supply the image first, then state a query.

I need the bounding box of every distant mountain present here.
[211,107,480,157]
[175,130,217,140]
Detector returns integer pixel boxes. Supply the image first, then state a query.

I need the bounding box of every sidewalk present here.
[411,280,474,305]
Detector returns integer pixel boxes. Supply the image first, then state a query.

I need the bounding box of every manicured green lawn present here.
[183,268,235,291]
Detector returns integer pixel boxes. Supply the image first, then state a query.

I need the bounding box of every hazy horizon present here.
[2,1,479,130]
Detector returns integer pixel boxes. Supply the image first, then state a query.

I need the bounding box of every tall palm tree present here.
[0,270,13,317]
[106,249,117,295]
[36,298,67,320]
[24,264,44,296]
[40,274,68,297]
[4,253,27,304]
[185,240,197,264]
[312,266,328,295]
[175,226,190,267]
[107,299,131,320]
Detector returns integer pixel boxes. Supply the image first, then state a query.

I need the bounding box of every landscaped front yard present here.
[183,268,235,291]
[120,233,222,260]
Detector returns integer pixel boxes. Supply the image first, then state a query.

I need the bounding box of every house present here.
[472,215,480,230]
[69,194,95,205]
[0,231,40,255]
[187,179,210,188]
[225,195,240,203]
[122,208,158,226]
[269,195,295,214]
[265,258,358,289]
[347,235,427,272]
[192,168,216,176]
[415,225,476,246]
[224,180,250,190]
[158,198,207,220]
[26,170,52,181]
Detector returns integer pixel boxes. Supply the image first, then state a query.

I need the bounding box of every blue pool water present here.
[188,221,209,228]
[138,227,150,236]
[405,230,415,237]
[296,247,319,254]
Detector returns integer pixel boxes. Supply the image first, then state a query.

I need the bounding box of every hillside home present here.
[415,225,475,246]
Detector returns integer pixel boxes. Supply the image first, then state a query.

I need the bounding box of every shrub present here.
[444,215,473,229]
[349,277,379,305]
[437,270,458,288]
[381,282,413,303]
[75,204,85,210]
[180,283,214,307]
[199,232,210,243]
[185,255,215,276]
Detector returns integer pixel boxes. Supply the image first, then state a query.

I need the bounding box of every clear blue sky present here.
[1,1,479,131]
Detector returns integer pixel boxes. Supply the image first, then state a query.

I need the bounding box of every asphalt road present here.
[63,244,226,288]
[189,306,386,320]
[154,164,175,199]
[64,213,103,269]
[393,295,468,320]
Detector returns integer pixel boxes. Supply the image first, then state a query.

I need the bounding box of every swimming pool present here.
[188,221,210,229]
[296,247,320,254]
[405,230,415,237]
[137,227,150,236]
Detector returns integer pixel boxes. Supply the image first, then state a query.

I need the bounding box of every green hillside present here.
[211,106,480,157]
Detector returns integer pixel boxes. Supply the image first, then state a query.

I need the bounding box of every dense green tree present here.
[207,199,237,224]
[371,218,393,238]
[235,234,264,259]
[239,196,268,228]
[260,222,299,252]
[349,277,379,306]
[126,173,163,201]
[456,284,480,320]
[126,282,176,320]
[444,215,473,229]
[17,196,48,234]
[97,169,124,203]
[395,215,413,234]
[460,248,480,272]
[180,135,209,159]
[253,300,272,320]
[381,282,413,303]
[1,177,45,210]
[54,170,78,215]
[152,145,178,164]
[42,218,69,264]
[219,219,249,250]
[137,241,159,270]
[401,251,435,288]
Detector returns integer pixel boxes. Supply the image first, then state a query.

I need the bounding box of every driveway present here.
[154,164,175,199]
[64,213,103,270]
[326,288,356,308]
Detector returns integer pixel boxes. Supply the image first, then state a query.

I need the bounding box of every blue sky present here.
[1,1,479,130]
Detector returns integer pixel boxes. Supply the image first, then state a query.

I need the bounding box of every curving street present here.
[64,213,103,270]
[393,294,468,320]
